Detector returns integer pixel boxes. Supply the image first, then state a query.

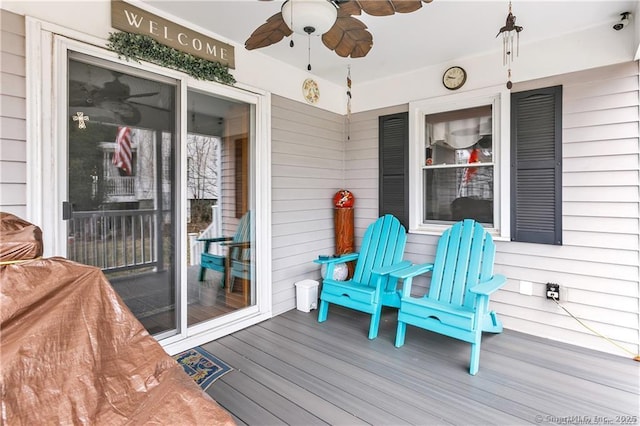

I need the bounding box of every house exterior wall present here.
[345,61,640,357]
[0,10,26,217]
[270,95,344,315]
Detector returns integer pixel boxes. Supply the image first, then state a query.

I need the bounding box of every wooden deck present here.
[203,305,639,425]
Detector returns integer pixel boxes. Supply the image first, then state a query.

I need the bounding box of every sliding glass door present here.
[65,55,257,335]
[185,89,255,326]
[66,53,179,336]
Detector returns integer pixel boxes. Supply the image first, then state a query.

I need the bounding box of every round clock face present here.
[302,78,320,104]
[443,66,467,90]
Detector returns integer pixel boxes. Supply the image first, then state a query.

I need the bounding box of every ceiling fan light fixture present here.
[281,0,338,36]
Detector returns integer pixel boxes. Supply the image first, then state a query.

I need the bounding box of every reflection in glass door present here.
[65,53,179,336]
[185,89,254,326]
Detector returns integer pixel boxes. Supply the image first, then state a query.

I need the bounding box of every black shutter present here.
[511,86,562,245]
[379,112,409,228]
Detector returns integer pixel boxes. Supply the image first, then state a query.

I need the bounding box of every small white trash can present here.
[294,279,319,312]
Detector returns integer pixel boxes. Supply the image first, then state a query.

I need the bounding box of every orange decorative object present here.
[334,208,354,256]
[333,190,355,279]
[333,189,354,208]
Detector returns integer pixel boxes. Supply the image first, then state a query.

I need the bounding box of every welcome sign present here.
[111,1,235,69]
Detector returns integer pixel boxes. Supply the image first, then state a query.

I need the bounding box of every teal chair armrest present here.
[222,241,251,249]
[390,262,435,298]
[197,236,232,243]
[313,253,359,265]
[469,274,507,296]
[390,262,435,280]
[371,260,412,276]
[198,236,233,253]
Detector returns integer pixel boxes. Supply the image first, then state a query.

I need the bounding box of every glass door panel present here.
[185,89,254,326]
[66,53,179,336]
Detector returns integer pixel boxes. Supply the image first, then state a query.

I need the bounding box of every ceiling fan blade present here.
[341,0,431,17]
[388,0,429,14]
[356,0,396,16]
[128,100,172,112]
[334,1,363,17]
[245,12,293,50]
[125,92,160,99]
[322,16,373,58]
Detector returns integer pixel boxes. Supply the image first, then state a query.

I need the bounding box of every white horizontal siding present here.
[563,201,638,218]
[270,95,345,315]
[564,170,638,187]
[0,9,26,216]
[345,61,640,357]
[563,230,638,250]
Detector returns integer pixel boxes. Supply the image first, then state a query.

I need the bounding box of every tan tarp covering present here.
[0,213,235,425]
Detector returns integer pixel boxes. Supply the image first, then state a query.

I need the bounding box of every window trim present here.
[408,85,511,239]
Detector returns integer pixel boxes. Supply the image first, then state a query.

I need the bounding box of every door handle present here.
[62,201,74,220]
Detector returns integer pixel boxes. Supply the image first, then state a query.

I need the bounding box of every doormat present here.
[173,346,233,391]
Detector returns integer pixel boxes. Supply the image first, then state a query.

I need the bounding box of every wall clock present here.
[442,66,467,90]
[302,78,320,104]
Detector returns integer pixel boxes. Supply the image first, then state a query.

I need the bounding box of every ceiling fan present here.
[70,72,161,125]
[245,0,433,59]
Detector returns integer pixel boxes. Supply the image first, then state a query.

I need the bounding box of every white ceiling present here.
[141,0,638,85]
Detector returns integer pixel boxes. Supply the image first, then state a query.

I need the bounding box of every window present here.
[408,86,510,237]
[384,85,561,242]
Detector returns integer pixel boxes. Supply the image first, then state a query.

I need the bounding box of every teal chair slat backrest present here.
[316,214,409,340]
[429,220,495,311]
[394,219,506,375]
[229,211,251,262]
[352,214,406,290]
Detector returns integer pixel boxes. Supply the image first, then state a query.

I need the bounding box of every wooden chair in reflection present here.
[199,211,251,307]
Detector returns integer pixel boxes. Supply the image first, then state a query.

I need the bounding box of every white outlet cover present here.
[519,280,533,296]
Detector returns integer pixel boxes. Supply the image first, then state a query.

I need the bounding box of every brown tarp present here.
[0,212,235,425]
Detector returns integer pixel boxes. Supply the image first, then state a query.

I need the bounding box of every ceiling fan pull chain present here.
[289,0,295,47]
[307,33,312,71]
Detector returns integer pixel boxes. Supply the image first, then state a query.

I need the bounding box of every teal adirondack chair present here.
[315,214,411,339]
[393,219,506,375]
[198,211,251,287]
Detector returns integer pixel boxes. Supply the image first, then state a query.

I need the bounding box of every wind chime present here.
[346,66,352,140]
[496,1,523,89]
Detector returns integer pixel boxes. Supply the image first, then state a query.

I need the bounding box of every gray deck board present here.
[240,325,449,425]
[205,306,640,425]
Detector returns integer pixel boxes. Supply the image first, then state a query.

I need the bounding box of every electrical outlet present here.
[546,283,560,301]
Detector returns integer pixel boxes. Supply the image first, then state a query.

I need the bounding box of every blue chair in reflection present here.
[315,214,411,339]
[392,219,506,375]
[198,211,251,291]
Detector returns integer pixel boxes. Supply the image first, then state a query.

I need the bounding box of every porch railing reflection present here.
[104,176,136,196]
[67,209,158,273]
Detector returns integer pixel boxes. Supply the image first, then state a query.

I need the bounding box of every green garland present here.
[107,32,236,85]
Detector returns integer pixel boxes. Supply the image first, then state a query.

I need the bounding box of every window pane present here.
[425,105,492,166]
[424,167,494,224]
[186,89,255,326]
[423,104,493,226]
